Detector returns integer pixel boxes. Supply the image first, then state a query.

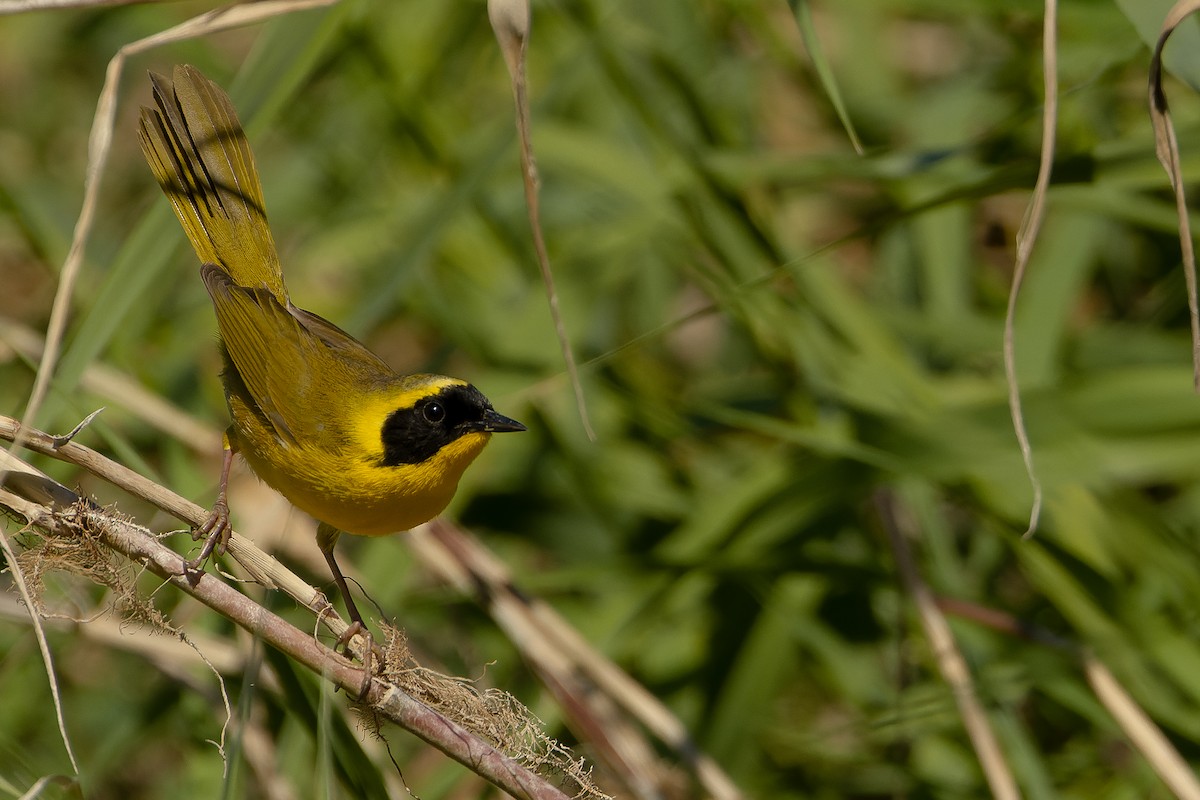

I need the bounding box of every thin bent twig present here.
[1084,656,1200,800]
[876,491,1021,800]
[411,520,745,800]
[1006,0,1057,539]
[488,0,596,441]
[1148,0,1200,391]
[938,597,1200,800]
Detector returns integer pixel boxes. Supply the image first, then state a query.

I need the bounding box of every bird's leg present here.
[317,522,383,699]
[184,434,236,577]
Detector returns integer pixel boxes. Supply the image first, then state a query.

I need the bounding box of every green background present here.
[3,1,1200,797]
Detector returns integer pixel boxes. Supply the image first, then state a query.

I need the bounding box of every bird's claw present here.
[182,499,231,579]
[336,621,385,700]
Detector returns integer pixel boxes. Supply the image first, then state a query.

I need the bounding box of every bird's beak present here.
[481,409,527,433]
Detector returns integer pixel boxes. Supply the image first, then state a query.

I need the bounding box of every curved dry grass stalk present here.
[1006,0,1057,539]
[875,491,1022,800]
[411,520,745,800]
[1083,655,1200,800]
[1148,0,1200,390]
[939,597,1200,800]
[489,0,596,441]
[0,456,78,775]
[0,316,220,453]
[0,0,140,12]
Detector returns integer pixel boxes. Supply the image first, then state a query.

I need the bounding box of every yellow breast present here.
[235,429,493,536]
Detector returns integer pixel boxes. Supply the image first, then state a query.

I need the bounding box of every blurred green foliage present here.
[3,0,1200,797]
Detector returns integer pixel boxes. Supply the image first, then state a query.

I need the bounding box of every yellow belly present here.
[234,428,493,536]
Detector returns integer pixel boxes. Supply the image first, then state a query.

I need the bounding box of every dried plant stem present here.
[1005,0,1057,539]
[1083,657,1200,800]
[489,0,596,441]
[0,493,78,773]
[0,0,140,13]
[412,520,744,800]
[1149,0,1200,390]
[889,502,1200,799]
[0,414,352,638]
[0,316,220,453]
[938,597,1200,800]
[875,491,1021,800]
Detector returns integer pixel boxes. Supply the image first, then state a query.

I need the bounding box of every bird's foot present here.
[182,498,231,581]
[336,621,386,700]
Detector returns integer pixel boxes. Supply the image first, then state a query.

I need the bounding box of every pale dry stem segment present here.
[1006,0,1057,539]
[875,491,1022,800]
[488,0,596,441]
[0,414,354,643]
[1148,1,1200,391]
[0,449,82,776]
[0,413,368,656]
[412,519,745,800]
[888,503,1200,800]
[937,599,1200,800]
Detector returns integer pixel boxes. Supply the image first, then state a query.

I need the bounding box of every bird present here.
[137,65,525,666]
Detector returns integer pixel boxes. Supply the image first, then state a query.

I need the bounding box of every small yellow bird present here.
[138,65,525,643]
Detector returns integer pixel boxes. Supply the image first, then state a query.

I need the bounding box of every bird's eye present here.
[422,401,446,423]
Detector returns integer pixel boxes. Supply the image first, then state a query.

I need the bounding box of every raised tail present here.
[139,65,286,300]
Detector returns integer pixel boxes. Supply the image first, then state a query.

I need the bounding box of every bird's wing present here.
[201,264,393,450]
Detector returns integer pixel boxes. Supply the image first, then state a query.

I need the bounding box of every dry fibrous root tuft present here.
[13,500,170,634]
[353,622,610,800]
